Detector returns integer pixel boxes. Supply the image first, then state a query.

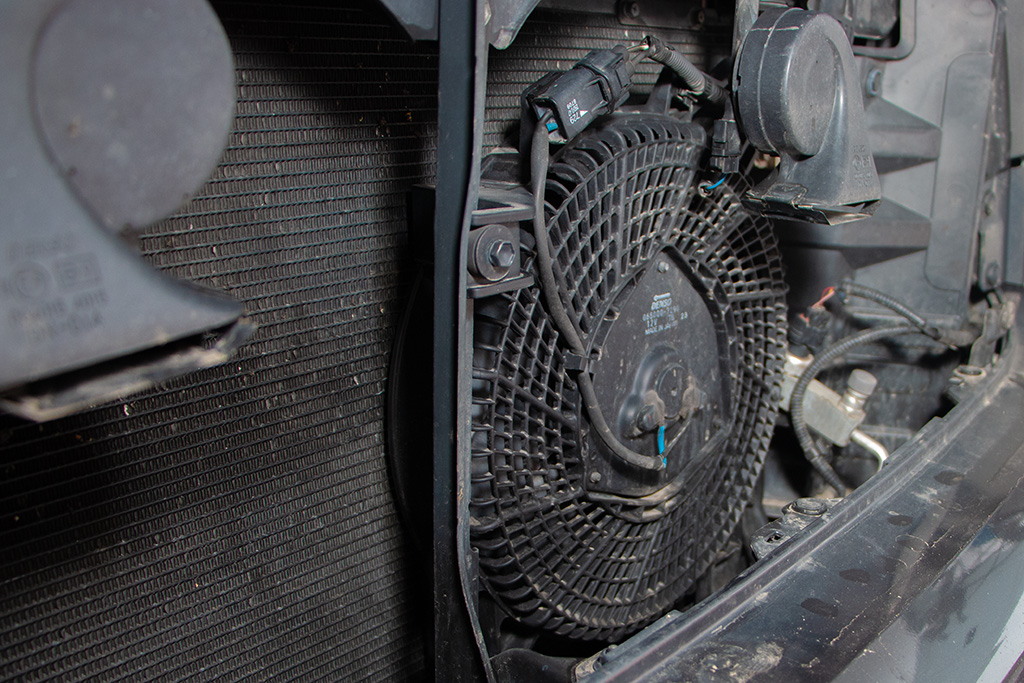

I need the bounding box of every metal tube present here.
[851,429,889,467]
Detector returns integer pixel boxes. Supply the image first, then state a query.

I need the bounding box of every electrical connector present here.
[710,109,742,174]
[789,307,832,356]
[522,46,635,143]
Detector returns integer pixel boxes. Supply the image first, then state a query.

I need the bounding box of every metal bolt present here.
[623,1,640,18]
[488,240,515,268]
[590,471,603,483]
[657,261,669,273]
[636,404,660,433]
[865,68,883,97]
[791,498,828,516]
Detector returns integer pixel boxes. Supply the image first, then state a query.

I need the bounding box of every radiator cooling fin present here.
[470,114,787,641]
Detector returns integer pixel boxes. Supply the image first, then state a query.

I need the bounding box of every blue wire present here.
[706,176,726,190]
[657,425,666,456]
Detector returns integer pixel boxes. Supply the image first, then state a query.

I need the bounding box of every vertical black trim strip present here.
[434,0,488,680]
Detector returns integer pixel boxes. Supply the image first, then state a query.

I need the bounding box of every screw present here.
[488,240,515,268]
[623,1,640,18]
[590,471,603,483]
[657,261,669,273]
[865,68,883,97]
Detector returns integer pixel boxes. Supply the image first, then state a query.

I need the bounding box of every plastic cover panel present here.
[0,1,435,680]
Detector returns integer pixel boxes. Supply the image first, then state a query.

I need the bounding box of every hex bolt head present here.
[657,261,670,273]
[589,471,603,483]
[488,240,515,268]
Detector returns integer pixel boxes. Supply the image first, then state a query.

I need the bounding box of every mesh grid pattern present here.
[0,2,434,680]
[546,117,702,336]
[470,116,787,641]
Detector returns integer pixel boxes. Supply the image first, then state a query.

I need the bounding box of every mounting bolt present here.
[657,261,670,273]
[469,224,518,282]
[791,498,828,516]
[622,1,640,18]
[488,239,515,268]
[590,471,603,483]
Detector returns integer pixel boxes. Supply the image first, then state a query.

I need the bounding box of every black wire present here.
[836,280,940,340]
[643,35,727,105]
[529,115,664,471]
[530,118,587,355]
[577,372,665,471]
[790,325,921,495]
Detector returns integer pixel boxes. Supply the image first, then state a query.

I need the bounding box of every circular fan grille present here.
[470,114,787,641]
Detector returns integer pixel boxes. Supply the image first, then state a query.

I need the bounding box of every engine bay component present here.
[749,497,840,560]
[780,354,878,449]
[735,8,881,224]
[522,46,636,144]
[642,35,728,105]
[470,113,787,640]
[0,0,249,420]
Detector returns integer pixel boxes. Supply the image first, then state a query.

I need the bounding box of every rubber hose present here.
[837,281,940,339]
[790,325,920,494]
[530,118,664,471]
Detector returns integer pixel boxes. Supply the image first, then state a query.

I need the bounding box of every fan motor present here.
[470,114,787,640]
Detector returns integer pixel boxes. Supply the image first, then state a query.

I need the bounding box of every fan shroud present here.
[470,114,787,641]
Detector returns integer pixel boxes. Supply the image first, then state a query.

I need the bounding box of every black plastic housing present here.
[522,46,634,142]
[735,8,881,224]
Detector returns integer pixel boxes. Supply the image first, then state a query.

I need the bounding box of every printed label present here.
[566,98,588,125]
[642,292,688,336]
[3,246,107,342]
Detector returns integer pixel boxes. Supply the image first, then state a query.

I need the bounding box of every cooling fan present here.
[470,114,788,641]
